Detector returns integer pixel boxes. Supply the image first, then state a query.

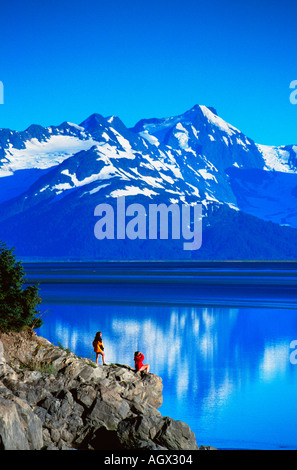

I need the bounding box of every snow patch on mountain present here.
[198,169,218,182]
[81,183,111,197]
[0,135,97,177]
[139,131,160,147]
[200,105,241,136]
[256,144,292,172]
[110,186,158,198]
[66,122,85,131]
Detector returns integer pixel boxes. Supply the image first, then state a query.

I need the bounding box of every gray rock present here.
[0,397,30,450]
[0,330,203,450]
[0,341,5,365]
[88,392,130,430]
[0,395,43,450]
[117,415,164,449]
[154,417,199,450]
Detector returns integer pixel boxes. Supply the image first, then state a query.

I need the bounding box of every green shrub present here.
[57,341,71,354]
[20,358,57,375]
[0,241,43,333]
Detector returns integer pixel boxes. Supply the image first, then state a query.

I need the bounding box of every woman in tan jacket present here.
[93,331,106,365]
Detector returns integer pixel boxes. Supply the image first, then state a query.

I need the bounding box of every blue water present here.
[27,262,297,450]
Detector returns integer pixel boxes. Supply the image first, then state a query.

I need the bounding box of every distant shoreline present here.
[22,260,297,310]
[22,259,297,264]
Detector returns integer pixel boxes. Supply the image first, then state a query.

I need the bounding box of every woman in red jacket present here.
[134,351,150,373]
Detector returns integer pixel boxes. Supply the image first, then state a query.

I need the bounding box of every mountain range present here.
[0,104,297,260]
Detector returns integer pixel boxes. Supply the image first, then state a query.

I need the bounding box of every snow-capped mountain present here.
[0,105,297,260]
[0,119,98,203]
[0,121,97,174]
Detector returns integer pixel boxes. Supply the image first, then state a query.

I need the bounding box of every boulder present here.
[0,395,43,450]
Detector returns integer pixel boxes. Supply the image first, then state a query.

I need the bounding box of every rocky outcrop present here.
[0,329,201,450]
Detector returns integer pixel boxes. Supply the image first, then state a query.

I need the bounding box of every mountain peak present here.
[25,124,46,133]
[105,115,128,133]
[24,124,50,141]
[79,113,107,132]
[187,104,218,116]
[131,105,219,135]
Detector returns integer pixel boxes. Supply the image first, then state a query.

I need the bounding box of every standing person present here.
[93,331,106,365]
[134,351,150,373]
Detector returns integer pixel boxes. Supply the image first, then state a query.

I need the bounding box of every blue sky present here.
[0,0,296,146]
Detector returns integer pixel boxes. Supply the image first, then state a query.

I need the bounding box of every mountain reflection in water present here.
[38,294,297,450]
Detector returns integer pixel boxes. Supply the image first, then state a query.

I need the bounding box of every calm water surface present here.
[27,263,297,450]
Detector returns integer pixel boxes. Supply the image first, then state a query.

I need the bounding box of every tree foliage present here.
[0,241,42,332]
